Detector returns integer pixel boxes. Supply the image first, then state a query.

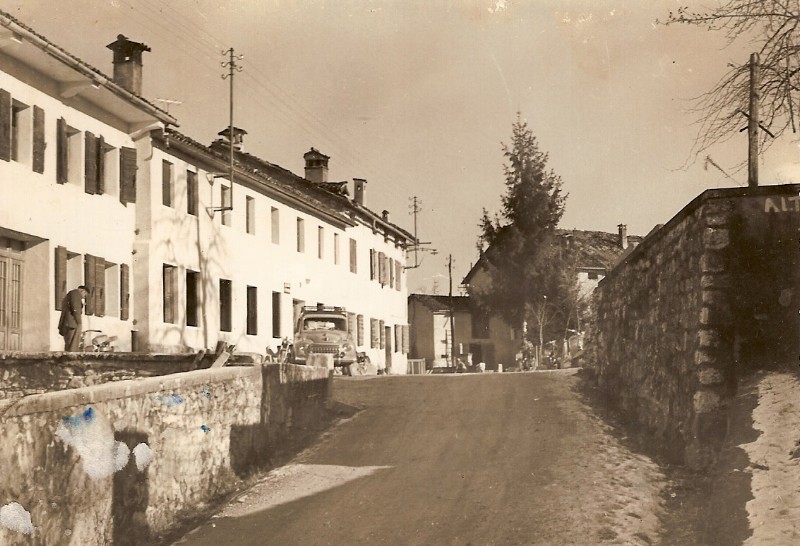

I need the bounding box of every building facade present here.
[0,11,413,372]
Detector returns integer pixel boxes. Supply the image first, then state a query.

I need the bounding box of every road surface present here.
[175,370,665,545]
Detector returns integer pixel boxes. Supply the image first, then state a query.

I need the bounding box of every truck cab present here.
[291,305,357,368]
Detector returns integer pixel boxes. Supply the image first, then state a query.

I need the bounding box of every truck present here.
[290,304,358,371]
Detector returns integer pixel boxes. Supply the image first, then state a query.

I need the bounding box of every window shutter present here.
[96,135,105,195]
[357,314,364,346]
[347,312,355,337]
[379,320,385,349]
[402,325,410,353]
[54,246,67,311]
[56,118,68,184]
[84,132,97,194]
[119,146,137,204]
[349,238,357,273]
[396,261,402,291]
[394,324,401,352]
[32,106,45,174]
[369,249,375,280]
[0,89,10,162]
[378,252,386,285]
[94,257,105,317]
[84,254,96,316]
[120,263,130,321]
[389,258,394,288]
[370,318,378,348]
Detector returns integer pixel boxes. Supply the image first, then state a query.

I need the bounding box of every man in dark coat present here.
[58,285,89,351]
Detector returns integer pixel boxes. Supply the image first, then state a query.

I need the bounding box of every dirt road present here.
[175,370,666,545]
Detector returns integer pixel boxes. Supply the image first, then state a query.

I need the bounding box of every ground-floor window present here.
[219,279,232,332]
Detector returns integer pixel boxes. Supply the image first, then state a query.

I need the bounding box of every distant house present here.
[407,294,521,371]
[407,225,642,370]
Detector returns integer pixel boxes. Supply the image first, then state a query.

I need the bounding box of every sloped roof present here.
[408,294,471,312]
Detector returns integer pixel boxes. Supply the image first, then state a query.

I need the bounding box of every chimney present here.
[106,35,150,95]
[304,148,329,184]
[353,178,367,206]
[216,127,247,152]
[382,210,390,222]
[618,224,628,250]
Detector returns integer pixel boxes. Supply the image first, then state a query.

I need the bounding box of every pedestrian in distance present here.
[58,285,89,351]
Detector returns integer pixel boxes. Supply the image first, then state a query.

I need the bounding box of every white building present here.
[0,11,414,372]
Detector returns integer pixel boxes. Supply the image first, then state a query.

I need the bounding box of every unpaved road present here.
[176,371,665,545]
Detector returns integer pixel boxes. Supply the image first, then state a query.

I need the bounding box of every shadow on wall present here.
[229,365,330,478]
[112,429,150,545]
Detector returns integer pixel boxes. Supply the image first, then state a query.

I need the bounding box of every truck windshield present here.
[303,317,346,331]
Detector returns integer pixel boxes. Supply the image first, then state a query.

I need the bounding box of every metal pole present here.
[448,254,456,366]
[221,48,243,210]
[748,52,760,187]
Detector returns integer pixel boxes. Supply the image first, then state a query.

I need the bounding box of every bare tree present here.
[662,1,800,165]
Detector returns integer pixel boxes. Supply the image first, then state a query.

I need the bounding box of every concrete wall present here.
[0,362,330,545]
[592,184,800,468]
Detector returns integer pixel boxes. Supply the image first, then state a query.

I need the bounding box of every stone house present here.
[0,10,414,371]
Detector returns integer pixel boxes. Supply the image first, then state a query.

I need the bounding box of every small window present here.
[162,264,177,324]
[246,285,258,335]
[271,207,280,244]
[334,233,340,265]
[318,226,324,259]
[187,171,198,216]
[246,196,255,234]
[219,279,232,332]
[221,185,231,226]
[186,270,199,327]
[162,160,173,207]
[272,291,281,338]
[296,218,305,252]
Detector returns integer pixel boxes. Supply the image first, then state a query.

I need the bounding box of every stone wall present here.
[0,363,331,545]
[592,184,800,469]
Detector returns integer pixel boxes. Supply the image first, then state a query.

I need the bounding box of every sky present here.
[7,0,800,293]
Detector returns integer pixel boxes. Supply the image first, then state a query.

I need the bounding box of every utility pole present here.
[447,254,456,366]
[409,196,421,267]
[221,48,243,210]
[748,52,760,187]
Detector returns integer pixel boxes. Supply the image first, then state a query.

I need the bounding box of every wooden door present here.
[0,253,22,350]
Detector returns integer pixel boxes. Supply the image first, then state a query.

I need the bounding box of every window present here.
[334,233,340,265]
[246,196,255,234]
[472,313,490,339]
[219,279,232,332]
[187,171,198,216]
[247,286,258,335]
[119,147,137,204]
[84,132,107,195]
[296,218,305,252]
[186,270,199,327]
[318,226,324,259]
[10,100,31,166]
[272,291,281,338]
[588,271,600,280]
[349,238,357,273]
[83,255,107,317]
[357,315,364,346]
[162,264,177,323]
[103,145,119,198]
[162,160,173,207]
[271,207,280,244]
[221,185,231,226]
[104,263,119,318]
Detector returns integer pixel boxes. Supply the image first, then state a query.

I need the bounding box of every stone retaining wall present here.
[592,184,799,468]
[0,363,331,545]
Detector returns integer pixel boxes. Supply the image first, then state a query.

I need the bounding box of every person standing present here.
[58,285,89,351]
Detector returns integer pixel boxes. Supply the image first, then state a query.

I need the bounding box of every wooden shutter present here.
[357,315,364,346]
[32,106,45,174]
[163,266,175,323]
[370,318,378,348]
[379,320,386,349]
[349,238,357,273]
[369,249,375,280]
[94,257,105,317]
[389,258,394,288]
[119,146,137,204]
[402,325,410,353]
[394,325,401,352]
[84,132,97,194]
[84,255,96,316]
[378,252,386,285]
[96,135,105,195]
[347,312,355,337]
[120,263,130,321]
[0,89,11,162]
[56,118,68,184]
[396,261,402,291]
[54,246,67,311]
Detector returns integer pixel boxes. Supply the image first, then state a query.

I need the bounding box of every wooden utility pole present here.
[748,52,760,187]
[447,254,456,366]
